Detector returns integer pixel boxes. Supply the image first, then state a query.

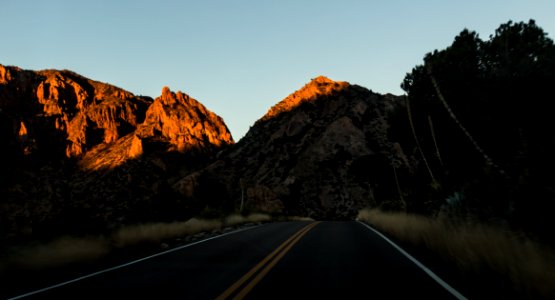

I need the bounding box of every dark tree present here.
[401,20,555,244]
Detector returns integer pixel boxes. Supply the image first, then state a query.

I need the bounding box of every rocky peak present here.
[79,86,233,171]
[174,76,407,219]
[260,76,349,122]
[0,65,233,171]
[310,75,337,85]
[160,86,176,105]
[138,87,233,152]
[0,64,153,160]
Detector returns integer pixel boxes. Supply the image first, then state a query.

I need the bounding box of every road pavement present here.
[8,221,465,299]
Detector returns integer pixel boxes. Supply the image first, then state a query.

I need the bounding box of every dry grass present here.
[224,213,272,226]
[114,213,271,248]
[357,208,555,299]
[112,218,223,248]
[286,216,315,221]
[2,213,272,272]
[246,213,272,223]
[2,236,110,271]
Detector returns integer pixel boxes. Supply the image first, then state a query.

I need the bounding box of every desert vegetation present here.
[355,18,555,299]
[358,209,555,299]
[389,20,555,247]
[0,213,271,272]
[112,213,272,248]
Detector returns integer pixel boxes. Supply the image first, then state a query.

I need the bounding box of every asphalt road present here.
[9,221,465,300]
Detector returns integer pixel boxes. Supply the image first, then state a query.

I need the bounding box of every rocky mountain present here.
[79,86,232,171]
[1,65,420,239]
[173,76,412,219]
[0,64,233,240]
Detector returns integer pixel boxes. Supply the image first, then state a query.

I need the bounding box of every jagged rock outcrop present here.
[79,86,233,171]
[174,76,410,219]
[0,64,152,162]
[137,86,232,151]
[0,64,233,241]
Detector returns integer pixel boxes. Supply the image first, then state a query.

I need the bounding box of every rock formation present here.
[173,76,410,219]
[138,87,232,151]
[79,86,233,171]
[1,64,412,238]
[0,65,152,162]
[0,64,233,241]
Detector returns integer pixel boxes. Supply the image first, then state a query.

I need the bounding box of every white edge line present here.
[8,224,263,300]
[357,221,467,300]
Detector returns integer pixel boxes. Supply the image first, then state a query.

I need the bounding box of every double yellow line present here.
[216,221,320,300]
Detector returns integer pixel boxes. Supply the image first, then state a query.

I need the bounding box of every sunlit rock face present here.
[137,86,233,152]
[0,64,152,161]
[260,76,349,121]
[0,64,233,240]
[0,64,233,169]
[174,76,408,219]
[80,86,233,171]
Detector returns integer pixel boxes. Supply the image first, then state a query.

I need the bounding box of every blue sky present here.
[2,0,554,140]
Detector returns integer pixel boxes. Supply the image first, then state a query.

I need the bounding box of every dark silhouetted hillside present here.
[173,76,413,219]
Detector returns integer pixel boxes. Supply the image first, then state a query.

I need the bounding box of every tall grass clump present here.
[224,213,272,226]
[246,213,272,223]
[357,208,555,299]
[112,218,223,248]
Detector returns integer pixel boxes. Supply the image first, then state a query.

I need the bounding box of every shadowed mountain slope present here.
[174,76,411,219]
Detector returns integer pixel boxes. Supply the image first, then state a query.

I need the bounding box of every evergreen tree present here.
[401,20,555,242]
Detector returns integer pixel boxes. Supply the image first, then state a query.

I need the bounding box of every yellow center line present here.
[216,221,320,300]
[233,221,320,300]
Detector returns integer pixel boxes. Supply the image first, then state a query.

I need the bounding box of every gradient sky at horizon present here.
[2,0,555,140]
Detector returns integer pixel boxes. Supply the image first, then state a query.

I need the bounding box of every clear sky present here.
[2,0,554,140]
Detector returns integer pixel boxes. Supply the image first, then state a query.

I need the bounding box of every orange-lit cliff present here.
[0,64,233,239]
